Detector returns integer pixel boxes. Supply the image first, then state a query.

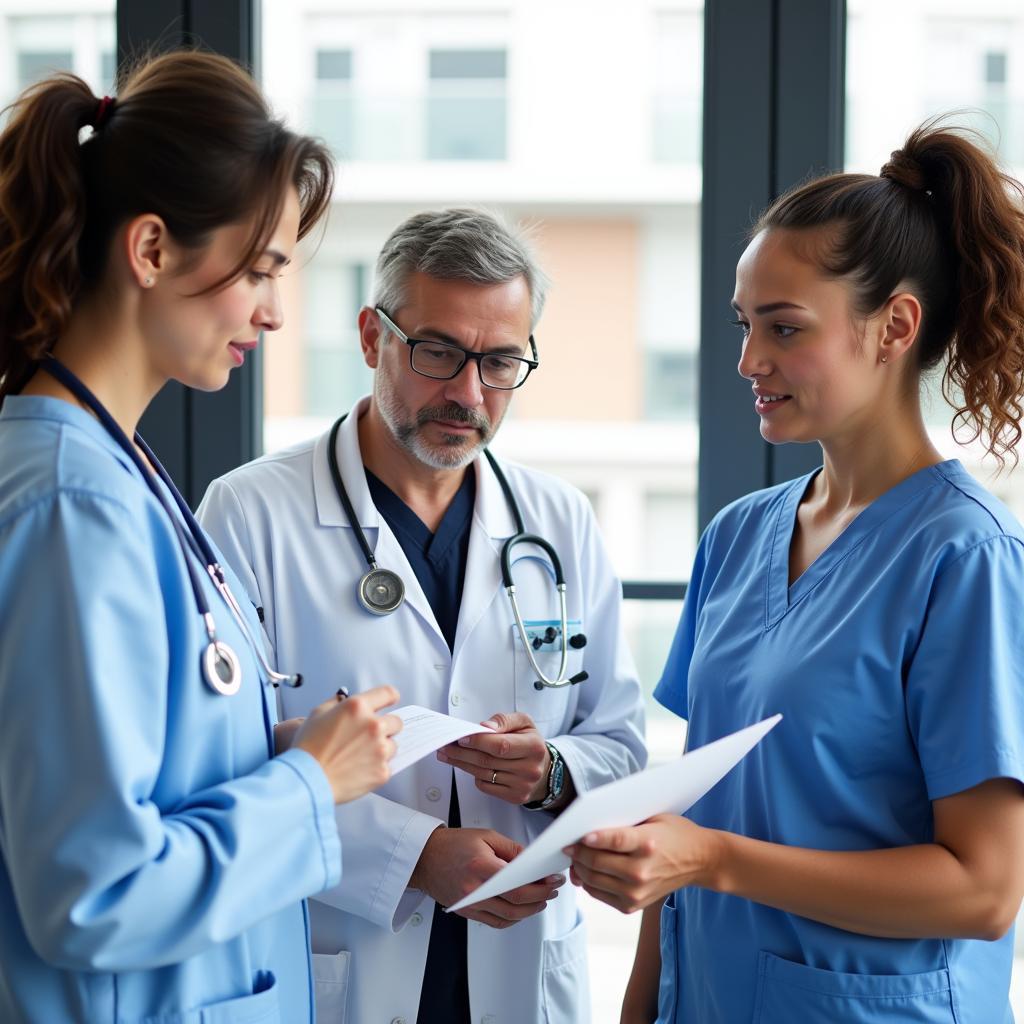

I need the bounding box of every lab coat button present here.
[450,693,461,706]
[426,787,442,802]
[410,912,423,926]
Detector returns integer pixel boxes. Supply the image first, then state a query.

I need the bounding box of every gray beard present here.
[374,372,497,470]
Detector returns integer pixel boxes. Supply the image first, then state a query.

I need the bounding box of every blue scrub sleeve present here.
[653,526,712,720]
[0,490,340,972]
[905,535,1024,801]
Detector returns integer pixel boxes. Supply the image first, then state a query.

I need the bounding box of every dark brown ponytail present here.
[0,50,335,399]
[756,119,1024,466]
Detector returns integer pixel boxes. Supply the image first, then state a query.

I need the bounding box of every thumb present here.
[485,831,524,863]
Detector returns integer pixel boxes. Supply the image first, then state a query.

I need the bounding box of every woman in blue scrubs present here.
[0,53,401,1022]
[568,123,1024,1023]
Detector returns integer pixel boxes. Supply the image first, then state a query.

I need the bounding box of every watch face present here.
[550,750,565,797]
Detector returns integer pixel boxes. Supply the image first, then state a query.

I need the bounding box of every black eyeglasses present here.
[375,307,539,390]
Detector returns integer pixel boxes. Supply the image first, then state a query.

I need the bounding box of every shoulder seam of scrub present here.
[0,485,135,538]
[932,533,1024,588]
[934,470,1015,537]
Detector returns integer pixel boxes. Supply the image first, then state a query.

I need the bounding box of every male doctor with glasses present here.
[199,208,646,1024]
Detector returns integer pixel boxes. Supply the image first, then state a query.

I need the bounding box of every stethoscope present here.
[39,357,302,697]
[327,415,589,690]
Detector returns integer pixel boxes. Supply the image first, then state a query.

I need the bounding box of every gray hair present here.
[370,208,550,329]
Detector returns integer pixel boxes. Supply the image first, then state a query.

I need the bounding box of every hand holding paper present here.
[389,705,495,776]
[447,714,781,913]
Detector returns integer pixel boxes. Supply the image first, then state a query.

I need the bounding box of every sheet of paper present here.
[389,705,495,777]
[447,714,782,913]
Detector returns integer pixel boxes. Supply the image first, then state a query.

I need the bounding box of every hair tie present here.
[880,152,932,198]
[92,96,116,130]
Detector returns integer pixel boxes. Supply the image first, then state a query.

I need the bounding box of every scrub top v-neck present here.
[364,465,476,1024]
[654,459,1024,1024]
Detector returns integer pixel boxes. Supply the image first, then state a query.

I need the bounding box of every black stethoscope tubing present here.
[39,356,302,695]
[327,414,587,689]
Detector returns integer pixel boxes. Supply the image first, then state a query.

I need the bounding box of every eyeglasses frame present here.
[374,307,539,390]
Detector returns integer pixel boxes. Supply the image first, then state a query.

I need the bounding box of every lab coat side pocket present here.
[541,911,590,1024]
[198,971,280,1024]
[311,951,351,1024]
[752,951,958,1024]
[656,894,679,1024]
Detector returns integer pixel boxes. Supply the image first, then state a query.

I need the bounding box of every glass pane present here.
[2,8,116,117]
[261,2,703,1016]
[846,1,1024,1011]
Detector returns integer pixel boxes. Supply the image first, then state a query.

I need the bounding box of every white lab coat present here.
[198,397,647,1024]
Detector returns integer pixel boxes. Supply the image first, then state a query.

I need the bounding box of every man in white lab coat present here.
[198,208,646,1024]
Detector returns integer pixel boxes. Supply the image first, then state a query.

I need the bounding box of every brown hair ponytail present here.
[0,51,335,399]
[0,75,99,396]
[757,119,1024,466]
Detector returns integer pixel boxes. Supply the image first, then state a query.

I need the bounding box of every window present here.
[427,47,506,160]
[311,48,354,158]
[4,12,115,103]
[652,11,703,164]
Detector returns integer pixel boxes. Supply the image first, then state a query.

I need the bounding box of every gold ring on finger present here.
[491,769,498,785]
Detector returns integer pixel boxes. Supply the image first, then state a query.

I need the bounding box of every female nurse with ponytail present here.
[569,121,1024,1024]
[0,53,402,1022]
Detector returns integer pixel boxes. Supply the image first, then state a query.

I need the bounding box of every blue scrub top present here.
[654,460,1024,1024]
[0,397,341,1023]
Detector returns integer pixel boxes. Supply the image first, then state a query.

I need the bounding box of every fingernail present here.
[562,846,574,857]
[583,833,597,845]
[549,890,559,899]
[482,720,499,730]
[458,737,471,746]
[436,751,446,762]
[545,874,562,884]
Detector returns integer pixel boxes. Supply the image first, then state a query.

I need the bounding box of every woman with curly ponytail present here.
[0,51,403,1023]
[572,121,1024,1024]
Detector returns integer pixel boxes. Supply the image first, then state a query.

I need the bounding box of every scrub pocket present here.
[753,951,958,1023]
[312,951,351,1024]
[197,970,280,1024]
[656,895,679,1024]
[511,621,583,728]
[541,911,590,1024]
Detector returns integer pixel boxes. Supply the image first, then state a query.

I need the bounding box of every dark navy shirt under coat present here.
[364,465,476,1024]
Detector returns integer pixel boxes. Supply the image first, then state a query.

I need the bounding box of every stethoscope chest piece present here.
[358,567,406,615]
[203,640,242,697]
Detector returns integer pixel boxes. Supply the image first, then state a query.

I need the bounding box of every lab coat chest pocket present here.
[541,911,590,1024]
[752,952,958,1024]
[312,950,351,1024]
[511,621,583,728]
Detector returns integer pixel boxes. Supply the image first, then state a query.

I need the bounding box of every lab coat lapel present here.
[311,401,445,645]
[452,453,519,659]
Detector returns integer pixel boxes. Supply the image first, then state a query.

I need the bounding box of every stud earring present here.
[144,276,153,286]
[880,355,888,363]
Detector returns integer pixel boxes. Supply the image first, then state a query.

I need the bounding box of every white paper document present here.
[447,714,782,913]
[389,705,495,777]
